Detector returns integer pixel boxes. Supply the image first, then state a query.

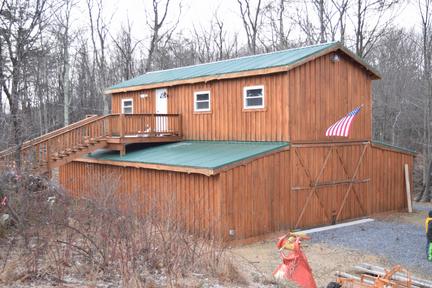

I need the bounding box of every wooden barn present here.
[1,42,414,241]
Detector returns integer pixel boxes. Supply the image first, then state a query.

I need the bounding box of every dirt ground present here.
[230,241,389,287]
[229,205,432,287]
[1,203,430,287]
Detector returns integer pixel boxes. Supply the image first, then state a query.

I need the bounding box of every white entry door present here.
[155,88,168,132]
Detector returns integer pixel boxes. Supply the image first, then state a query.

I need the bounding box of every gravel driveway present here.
[311,213,430,276]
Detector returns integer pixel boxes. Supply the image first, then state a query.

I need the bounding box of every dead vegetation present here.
[0,171,244,287]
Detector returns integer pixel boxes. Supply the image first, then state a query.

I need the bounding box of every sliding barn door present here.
[290,142,370,229]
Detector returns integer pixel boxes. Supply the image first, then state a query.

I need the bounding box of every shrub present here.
[0,171,242,287]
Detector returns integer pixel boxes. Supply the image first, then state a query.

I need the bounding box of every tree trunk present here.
[319,0,325,43]
[420,0,432,201]
[146,32,158,72]
[63,35,70,125]
[419,159,432,201]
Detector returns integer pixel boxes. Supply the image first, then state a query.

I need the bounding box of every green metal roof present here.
[371,140,416,155]
[108,42,340,91]
[88,141,289,170]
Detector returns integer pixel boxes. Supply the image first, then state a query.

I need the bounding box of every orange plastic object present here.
[337,265,412,288]
[273,233,317,288]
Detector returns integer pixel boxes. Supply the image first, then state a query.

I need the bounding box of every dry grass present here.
[0,171,245,287]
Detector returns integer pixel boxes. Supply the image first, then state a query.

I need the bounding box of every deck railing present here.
[0,113,181,173]
[110,113,182,137]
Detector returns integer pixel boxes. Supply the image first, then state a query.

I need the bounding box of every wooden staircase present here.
[0,114,182,175]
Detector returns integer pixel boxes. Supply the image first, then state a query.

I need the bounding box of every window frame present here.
[121,98,134,114]
[243,85,265,110]
[193,90,211,112]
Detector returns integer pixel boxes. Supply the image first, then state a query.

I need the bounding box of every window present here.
[194,91,211,112]
[243,85,265,109]
[121,98,133,114]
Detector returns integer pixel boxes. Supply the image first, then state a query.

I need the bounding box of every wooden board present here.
[405,163,413,213]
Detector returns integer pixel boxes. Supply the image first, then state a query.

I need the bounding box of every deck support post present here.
[119,114,125,139]
[120,145,126,157]
[46,140,51,172]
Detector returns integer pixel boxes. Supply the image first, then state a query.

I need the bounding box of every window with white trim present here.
[243,85,264,109]
[194,91,211,112]
[121,98,133,114]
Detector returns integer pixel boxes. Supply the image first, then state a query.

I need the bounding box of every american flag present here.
[325,106,362,137]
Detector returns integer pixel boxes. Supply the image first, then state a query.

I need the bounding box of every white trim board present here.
[299,218,374,234]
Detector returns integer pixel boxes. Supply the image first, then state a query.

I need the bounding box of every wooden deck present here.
[0,113,182,173]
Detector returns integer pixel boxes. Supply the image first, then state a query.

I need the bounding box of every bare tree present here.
[213,13,239,60]
[0,0,51,151]
[73,38,99,118]
[295,0,337,44]
[331,0,349,43]
[237,0,263,54]
[87,0,110,115]
[35,21,49,135]
[372,29,422,146]
[145,0,180,72]
[191,12,238,63]
[192,23,215,63]
[416,0,432,201]
[0,1,4,117]
[314,0,326,43]
[111,18,142,81]
[54,0,76,125]
[262,0,292,50]
[351,0,401,58]
[213,14,226,60]
[295,4,320,44]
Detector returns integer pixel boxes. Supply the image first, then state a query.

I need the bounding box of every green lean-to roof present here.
[371,140,416,155]
[87,141,289,170]
[107,42,379,93]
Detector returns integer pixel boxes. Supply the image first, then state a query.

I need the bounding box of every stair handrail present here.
[0,115,112,160]
[118,113,180,116]
[0,115,102,157]
[23,115,112,149]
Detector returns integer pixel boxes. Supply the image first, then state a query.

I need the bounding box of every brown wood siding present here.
[216,143,411,240]
[111,53,372,142]
[59,162,222,238]
[112,89,155,114]
[59,143,413,241]
[219,150,291,239]
[289,54,372,141]
[166,73,289,141]
[370,146,413,214]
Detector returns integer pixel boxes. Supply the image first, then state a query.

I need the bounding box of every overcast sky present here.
[67,0,421,48]
[91,0,420,40]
